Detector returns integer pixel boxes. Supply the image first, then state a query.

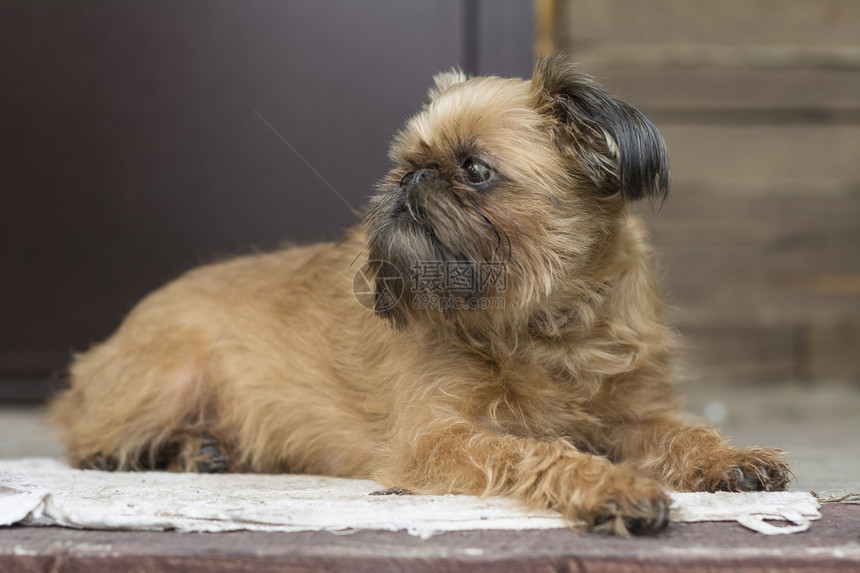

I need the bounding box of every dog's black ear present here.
[530,54,669,203]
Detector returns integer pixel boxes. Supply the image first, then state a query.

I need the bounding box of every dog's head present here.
[362,55,669,330]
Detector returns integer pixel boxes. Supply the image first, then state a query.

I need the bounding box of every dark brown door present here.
[0,0,534,402]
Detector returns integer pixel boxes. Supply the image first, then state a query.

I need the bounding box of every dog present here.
[50,55,790,535]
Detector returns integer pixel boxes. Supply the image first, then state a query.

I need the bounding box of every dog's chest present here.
[478,365,608,445]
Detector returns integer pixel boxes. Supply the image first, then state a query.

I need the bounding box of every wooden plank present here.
[659,125,860,183]
[679,323,801,382]
[587,66,860,116]
[1,506,859,572]
[809,319,860,380]
[559,0,860,48]
[565,44,860,69]
[637,185,859,381]
[639,193,860,320]
[655,262,860,325]
[639,191,860,248]
[644,191,860,238]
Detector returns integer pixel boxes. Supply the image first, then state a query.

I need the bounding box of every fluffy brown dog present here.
[50,56,790,535]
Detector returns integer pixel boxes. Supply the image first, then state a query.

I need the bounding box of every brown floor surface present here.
[0,505,858,572]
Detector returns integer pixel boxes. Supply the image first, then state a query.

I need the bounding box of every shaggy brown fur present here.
[50,56,790,535]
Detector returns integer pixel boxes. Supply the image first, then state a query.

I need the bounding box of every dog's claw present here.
[712,449,791,492]
[627,497,670,533]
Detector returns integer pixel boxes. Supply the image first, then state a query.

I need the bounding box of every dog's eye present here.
[461,158,494,185]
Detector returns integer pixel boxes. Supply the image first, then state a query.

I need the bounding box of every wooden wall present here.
[555,0,860,384]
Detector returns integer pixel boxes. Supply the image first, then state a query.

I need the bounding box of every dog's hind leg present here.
[49,331,217,472]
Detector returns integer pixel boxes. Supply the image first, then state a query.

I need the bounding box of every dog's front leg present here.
[376,428,670,535]
[611,416,791,492]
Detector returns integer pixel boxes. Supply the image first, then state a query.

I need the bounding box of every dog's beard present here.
[362,175,510,328]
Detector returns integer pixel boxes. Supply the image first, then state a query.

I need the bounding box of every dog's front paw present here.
[712,447,791,492]
[586,470,671,536]
[592,492,670,536]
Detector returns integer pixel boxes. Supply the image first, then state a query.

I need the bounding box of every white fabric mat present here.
[0,458,819,537]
